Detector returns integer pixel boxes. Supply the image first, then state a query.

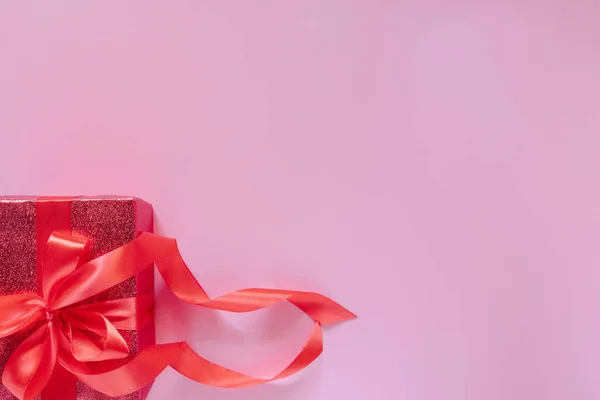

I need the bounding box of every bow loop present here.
[0,294,46,339]
[2,322,58,400]
[68,293,154,331]
[43,233,90,306]
[61,309,129,362]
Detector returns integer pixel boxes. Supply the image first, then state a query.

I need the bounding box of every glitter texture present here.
[0,200,37,295]
[0,200,38,400]
[0,197,154,400]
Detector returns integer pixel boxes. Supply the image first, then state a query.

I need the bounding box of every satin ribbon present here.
[0,232,355,400]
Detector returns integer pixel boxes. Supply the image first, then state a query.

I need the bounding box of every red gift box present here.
[0,196,154,400]
[0,196,355,400]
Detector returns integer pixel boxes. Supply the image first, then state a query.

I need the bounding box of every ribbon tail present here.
[173,321,324,386]
[64,322,323,397]
[140,234,357,324]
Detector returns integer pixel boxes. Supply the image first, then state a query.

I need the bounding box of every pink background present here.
[1,2,600,399]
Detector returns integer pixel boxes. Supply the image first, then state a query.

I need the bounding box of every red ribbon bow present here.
[0,232,355,400]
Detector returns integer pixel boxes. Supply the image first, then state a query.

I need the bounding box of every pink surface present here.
[1,2,600,399]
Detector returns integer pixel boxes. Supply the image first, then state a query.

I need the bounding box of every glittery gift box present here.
[0,196,154,400]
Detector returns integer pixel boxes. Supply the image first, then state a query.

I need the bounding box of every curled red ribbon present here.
[0,232,355,400]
